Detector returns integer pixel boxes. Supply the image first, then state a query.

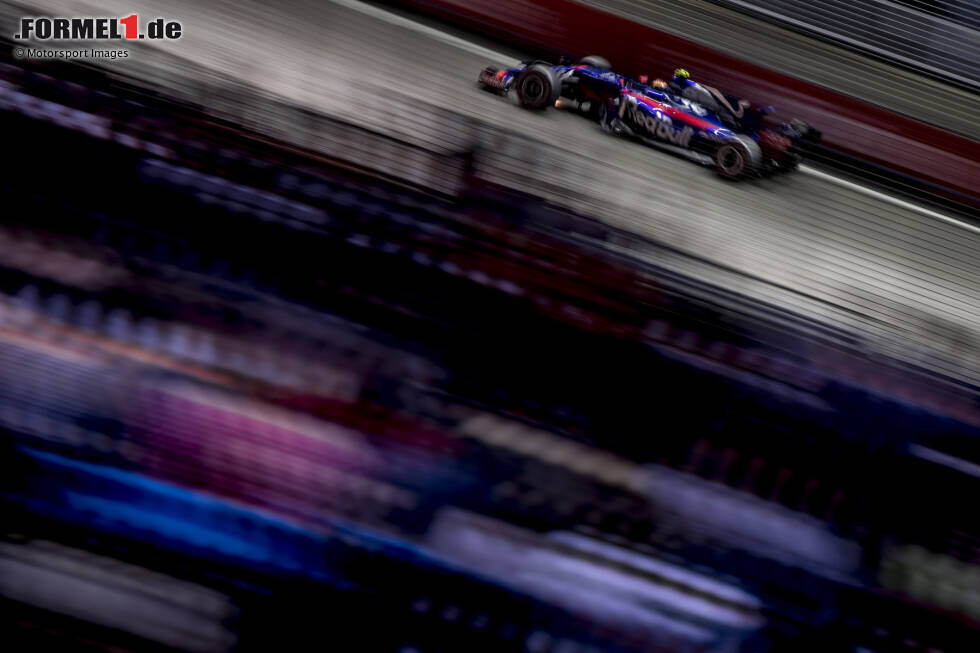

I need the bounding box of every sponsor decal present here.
[622,96,694,148]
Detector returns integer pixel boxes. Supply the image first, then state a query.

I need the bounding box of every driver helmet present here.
[672,68,692,85]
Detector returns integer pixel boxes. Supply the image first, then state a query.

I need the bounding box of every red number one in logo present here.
[120,14,138,39]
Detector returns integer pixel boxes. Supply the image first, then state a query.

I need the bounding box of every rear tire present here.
[516,65,560,110]
[579,55,612,71]
[714,135,763,180]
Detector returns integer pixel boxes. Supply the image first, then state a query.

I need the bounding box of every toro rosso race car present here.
[478,57,820,179]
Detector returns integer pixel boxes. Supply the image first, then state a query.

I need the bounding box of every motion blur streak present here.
[0,539,238,652]
[1,0,979,652]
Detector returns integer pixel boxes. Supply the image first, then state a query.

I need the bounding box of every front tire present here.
[714,135,763,180]
[516,65,560,110]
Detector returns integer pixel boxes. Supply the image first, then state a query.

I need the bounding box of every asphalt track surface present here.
[8,0,980,387]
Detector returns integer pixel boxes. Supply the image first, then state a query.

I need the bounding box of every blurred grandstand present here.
[1,1,979,652]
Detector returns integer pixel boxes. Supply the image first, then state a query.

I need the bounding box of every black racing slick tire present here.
[578,55,612,71]
[516,65,561,110]
[713,135,763,180]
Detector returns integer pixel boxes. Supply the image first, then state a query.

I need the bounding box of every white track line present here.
[333,0,978,236]
[800,165,980,235]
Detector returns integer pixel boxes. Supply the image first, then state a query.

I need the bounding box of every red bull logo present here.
[624,98,695,148]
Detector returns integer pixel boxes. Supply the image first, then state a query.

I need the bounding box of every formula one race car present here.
[477,57,820,179]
